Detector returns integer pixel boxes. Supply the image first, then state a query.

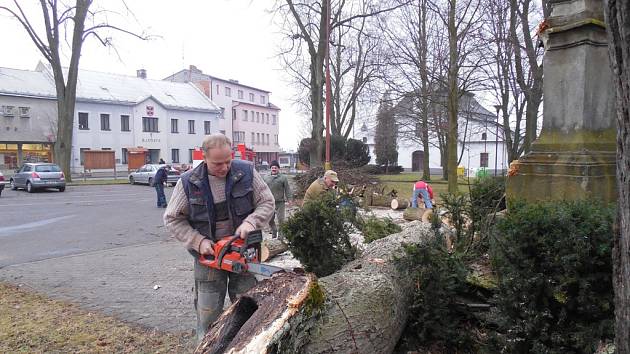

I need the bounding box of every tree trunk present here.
[446,0,459,194]
[403,207,432,223]
[261,239,289,262]
[604,1,630,351]
[196,222,432,354]
[390,198,409,210]
[370,194,393,207]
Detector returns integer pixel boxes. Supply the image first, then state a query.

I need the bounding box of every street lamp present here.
[493,105,501,176]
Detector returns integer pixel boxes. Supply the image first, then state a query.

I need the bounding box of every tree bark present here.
[446,0,460,194]
[403,207,432,223]
[604,1,630,351]
[370,194,393,207]
[261,239,289,262]
[196,222,432,354]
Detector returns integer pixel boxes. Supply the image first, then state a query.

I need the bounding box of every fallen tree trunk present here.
[390,198,409,210]
[403,207,434,223]
[196,222,432,354]
[370,194,393,207]
[261,239,289,262]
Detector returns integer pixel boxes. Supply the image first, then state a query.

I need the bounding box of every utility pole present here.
[324,0,332,170]
[494,105,501,176]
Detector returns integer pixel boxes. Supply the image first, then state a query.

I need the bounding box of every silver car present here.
[128,164,181,186]
[10,163,66,193]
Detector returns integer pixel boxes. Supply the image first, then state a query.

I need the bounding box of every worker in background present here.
[411,179,434,209]
[303,170,339,205]
[154,165,168,208]
[263,160,292,239]
[163,134,275,343]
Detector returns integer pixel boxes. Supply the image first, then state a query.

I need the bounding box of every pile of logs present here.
[195,222,433,354]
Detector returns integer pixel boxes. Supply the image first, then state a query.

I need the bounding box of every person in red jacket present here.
[411,180,433,209]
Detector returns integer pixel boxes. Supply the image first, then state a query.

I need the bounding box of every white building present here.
[0,63,221,173]
[164,65,281,165]
[355,93,508,175]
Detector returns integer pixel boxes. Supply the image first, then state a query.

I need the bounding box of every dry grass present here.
[0,282,194,353]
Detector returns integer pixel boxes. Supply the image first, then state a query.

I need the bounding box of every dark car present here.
[0,171,6,196]
[10,163,66,193]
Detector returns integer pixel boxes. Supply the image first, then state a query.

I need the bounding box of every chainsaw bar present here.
[247,262,285,277]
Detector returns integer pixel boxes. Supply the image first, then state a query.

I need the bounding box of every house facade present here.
[355,93,508,176]
[164,65,281,165]
[0,64,221,173]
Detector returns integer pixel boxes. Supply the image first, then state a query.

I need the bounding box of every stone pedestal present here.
[506,0,617,204]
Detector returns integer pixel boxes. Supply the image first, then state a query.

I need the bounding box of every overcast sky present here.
[0,0,305,151]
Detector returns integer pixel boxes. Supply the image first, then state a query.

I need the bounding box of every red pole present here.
[324,0,332,170]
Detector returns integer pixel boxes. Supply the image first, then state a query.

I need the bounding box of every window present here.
[204,121,211,135]
[260,95,266,104]
[216,84,220,95]
[172,149,180,163]
[2,105,15,116]
[256,133,260,144]
[243,109,248,122]
[481,132,487,140]
[142,117,158,132]
[188,120,195,134]
[100,114,110,131]
[480,152,489,168]
[251,132,255,144]
[121,115,130,131]
[272,114,276,125]
[249,93,254,102]
[219,130,225,135]
[256,112,260,123]
[232,108,236,120]
[102,147,111,150]
[189,149,194,163]
[233,131,245,143]
[19,107,30,118]
[78,112,89,130]
[225,87,231,97]
[362,137,367,143]
[122,148,128,164]
[266,134,270,145]
[220,107,225,119]
[266,114,269,124]
[80,148,90,165]
[250,111,254,121]
[275,134,278,145]
[238,90,244,99]
[171,119,179,133]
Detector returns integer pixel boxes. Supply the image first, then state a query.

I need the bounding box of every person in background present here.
[154,165,168,208]
[159,158,166,164]
[411,179,434,209]
[263,160,292,239]
[163,134,274,343]
[303,170,339,205]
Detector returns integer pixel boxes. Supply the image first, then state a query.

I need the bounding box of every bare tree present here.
[0,0,147,180]
[509,0,543,154]
[274,0,406,167]
[604,1,630,351]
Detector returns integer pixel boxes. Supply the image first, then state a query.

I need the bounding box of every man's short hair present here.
[202,134,232,152]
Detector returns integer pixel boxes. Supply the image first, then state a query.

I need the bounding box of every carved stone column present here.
[506,0,617,203]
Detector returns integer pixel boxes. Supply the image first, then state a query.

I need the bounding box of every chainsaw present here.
[198,230,285,277]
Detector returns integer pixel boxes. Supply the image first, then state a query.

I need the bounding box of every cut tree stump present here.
[390,198,409,210]
[195,222,433,354]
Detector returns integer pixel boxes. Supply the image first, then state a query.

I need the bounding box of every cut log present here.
[403,207,424,221]
[261,239,289,262]
[196,222,433,354]
[370,194,393,207]
[390,198,409,210]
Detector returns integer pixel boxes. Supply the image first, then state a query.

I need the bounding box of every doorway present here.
[412,150,424,172]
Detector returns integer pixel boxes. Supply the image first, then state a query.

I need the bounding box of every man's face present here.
[271,166,279,175]
[324,176,337,188]
[204,146,232,177]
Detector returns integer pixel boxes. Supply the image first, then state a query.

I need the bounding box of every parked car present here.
[10,163,66,193]
[128,164,181,186]
[0,171,6,196]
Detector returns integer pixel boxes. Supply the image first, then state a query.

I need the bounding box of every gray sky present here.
[0,0,304,151]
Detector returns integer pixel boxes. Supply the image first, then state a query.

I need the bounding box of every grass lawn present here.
[0,282,194,353]
[377,173,471,202]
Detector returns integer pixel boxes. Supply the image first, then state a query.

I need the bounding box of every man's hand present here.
[199,239,215,256]
[235,221,255,239]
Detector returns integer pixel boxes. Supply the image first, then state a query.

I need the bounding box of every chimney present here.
[189,65,201,73]
[136,69,147,79]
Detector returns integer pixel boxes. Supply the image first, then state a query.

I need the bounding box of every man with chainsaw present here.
[164,134,275,342]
